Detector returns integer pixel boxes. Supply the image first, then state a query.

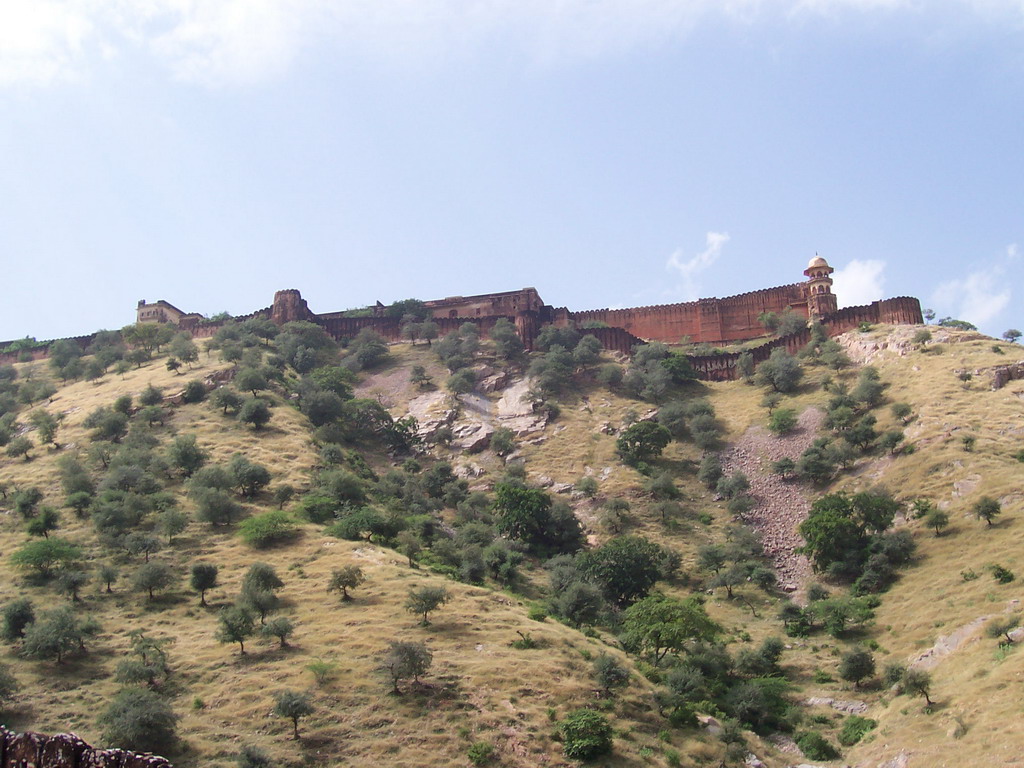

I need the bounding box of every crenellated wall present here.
[4,270,923,380]
[0,728,171,768]
[562,283,810,345]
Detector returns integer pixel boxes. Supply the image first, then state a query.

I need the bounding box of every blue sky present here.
[1,1,1021,342]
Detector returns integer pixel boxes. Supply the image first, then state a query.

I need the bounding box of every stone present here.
[41,733,89,765]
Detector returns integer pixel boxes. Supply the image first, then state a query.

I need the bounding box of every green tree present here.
[235,368,268,396]
[229,453,272,497]
[493,483,552,550]
[902,668,933,706]
[29,409,61,447]
[767,408,797,435]
[190,563,219,606]
[261,616,295,648]
[622,593,718,664]
[194,487,242,526]
[593,654,630,697]
[21,607,83,663]
[838,648,875,687]
[382,640,432,693]
[26,506,60,538]
[211,387,244,415]
[55,570,90,602]
[10,538,81,578]
[755,348,803,393]
[327,565,365,601]
[1003,329,1022,343]
[98,687,178,752]
[985,615,1019,645]
[615,421,672,466]
[406,585,449,626]
[1,598,35,641]
[553,581,605,629]
[578,535,665,606]
[167,434,208,478]
[238,398,272,430]
[83,407,129,443]
[98,564,119,593]
[132,562,175,601]
[974,496,1002,526]
[159,507,189,543]
[5,435,33,461]
[924,507,949,536]
[560,709,613,760]
[274,690,314,740]
[217,606,256,654]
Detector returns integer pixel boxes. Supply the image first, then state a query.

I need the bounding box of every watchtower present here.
[804,255,838,318]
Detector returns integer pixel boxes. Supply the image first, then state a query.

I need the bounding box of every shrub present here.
[239,510,300,548]
[839,715,877,746]
[990,564,1015,584]
[560,708,613,760]
[182,379,206,403]
[593,654,630,696]
[796,731,840,760]
[768,408,797,435]
[1,598,35,641]
[467,742,495,766]
[98,687,178,752]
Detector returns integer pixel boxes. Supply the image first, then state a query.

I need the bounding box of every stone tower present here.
[804,255,838,318]
[271,289,312,325]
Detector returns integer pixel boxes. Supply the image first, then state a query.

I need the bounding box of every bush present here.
[560,708,613,760]
[239,510,300,548]
[98,687,178,752]
[182,379,206,403]
[796,731,840,760]
[768,408,797,435]
[839,715,877,746]
[467,741,495,766]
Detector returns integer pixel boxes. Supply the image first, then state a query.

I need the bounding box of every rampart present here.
[2,260,924,381]
[562,283,810,345]
[0,728,171,767]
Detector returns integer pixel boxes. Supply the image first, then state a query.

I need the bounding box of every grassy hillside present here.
[0,322,1020,768]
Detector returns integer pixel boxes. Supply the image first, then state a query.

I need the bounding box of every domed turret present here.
[803,255,837,317]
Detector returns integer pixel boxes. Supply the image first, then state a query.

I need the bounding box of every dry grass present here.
[0,348,736,768]
[1,329,1020,767]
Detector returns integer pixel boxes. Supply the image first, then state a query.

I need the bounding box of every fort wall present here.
[2,258,925,381]
[564,283,810,345]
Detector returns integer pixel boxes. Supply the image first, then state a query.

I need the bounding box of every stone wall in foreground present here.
[0,728,171,768]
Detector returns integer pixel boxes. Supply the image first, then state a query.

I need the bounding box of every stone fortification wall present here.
[0,728,171,768]
[564,283,809,345]
[683,297,925,381]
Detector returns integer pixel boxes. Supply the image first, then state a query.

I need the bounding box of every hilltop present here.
[0,317,1020,768]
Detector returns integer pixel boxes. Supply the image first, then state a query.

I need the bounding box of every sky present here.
[1,0,1022,342]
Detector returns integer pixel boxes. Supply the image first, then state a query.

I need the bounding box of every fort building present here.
[26,254,918,381]
[135,255,921,355]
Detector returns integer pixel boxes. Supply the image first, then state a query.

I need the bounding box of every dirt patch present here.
[720,407,825,599]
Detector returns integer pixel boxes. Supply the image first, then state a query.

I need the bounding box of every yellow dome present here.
[807,255,829,269]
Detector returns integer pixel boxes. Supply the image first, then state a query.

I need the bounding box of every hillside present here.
[0,320,1020,768]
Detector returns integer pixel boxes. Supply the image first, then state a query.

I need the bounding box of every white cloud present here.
[833,258,886,308]
[2,0,1024,87]
[666,231,731,301]
[931,251,1013,329]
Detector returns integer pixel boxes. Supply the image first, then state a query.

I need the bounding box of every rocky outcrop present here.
[989,361,1024,390]
[0,728,171,767]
